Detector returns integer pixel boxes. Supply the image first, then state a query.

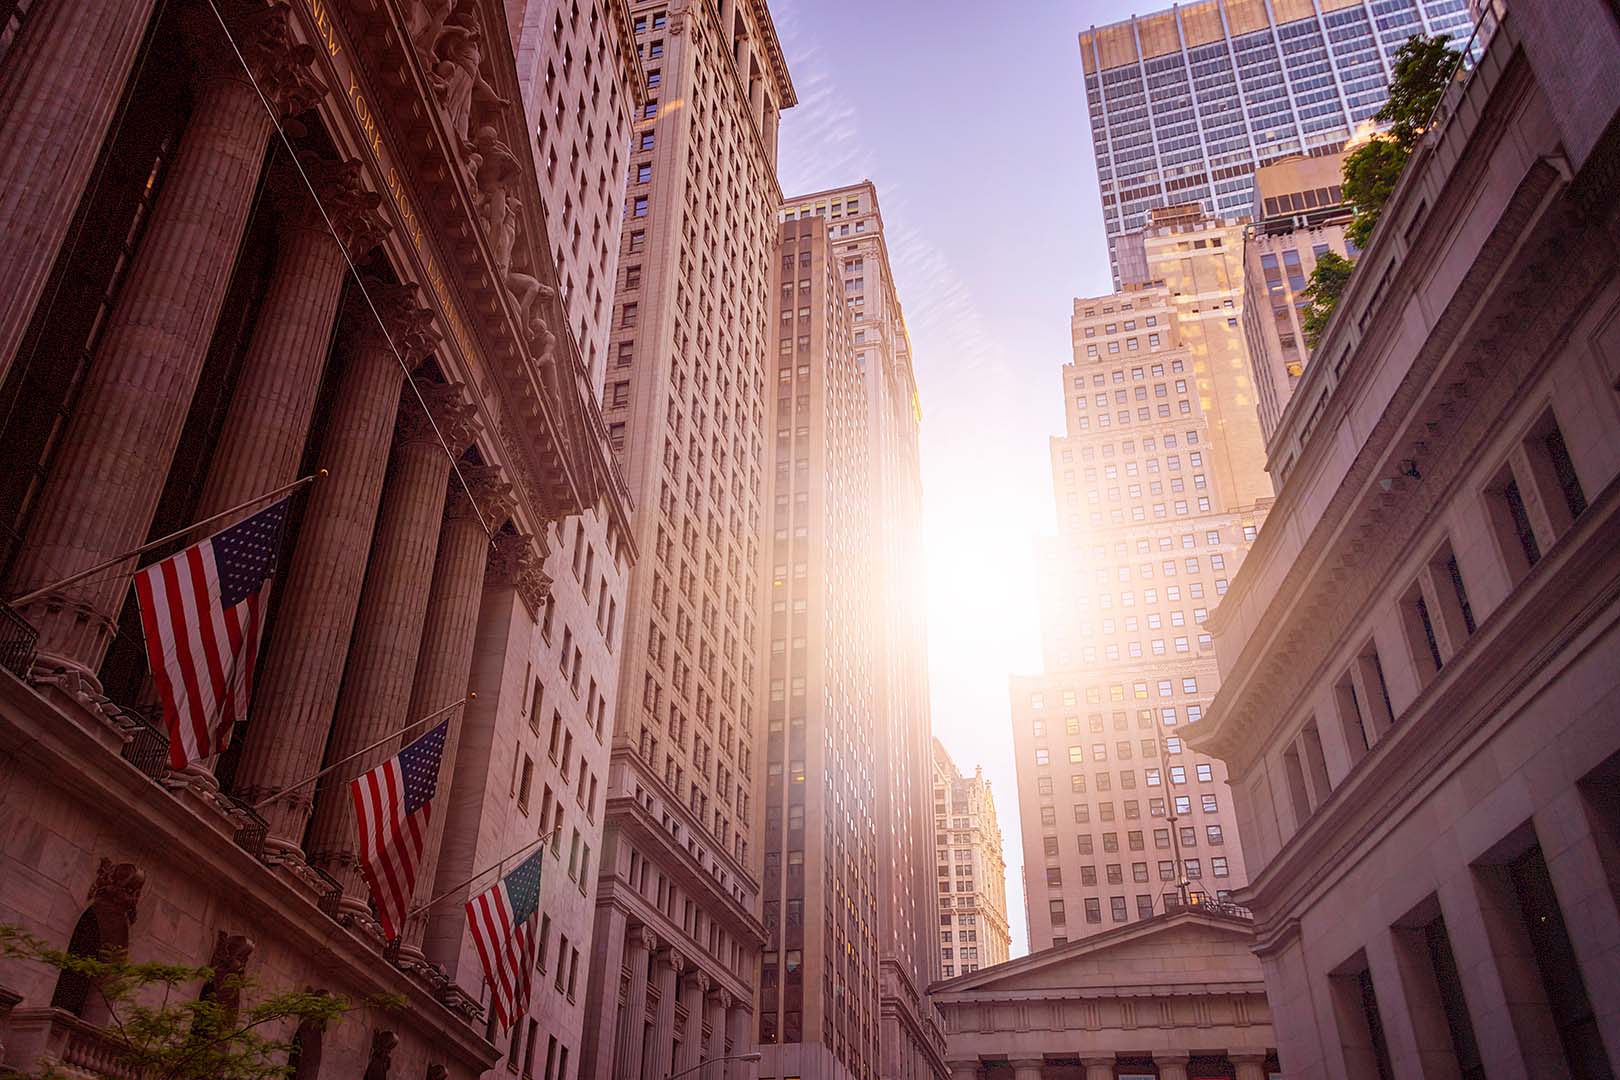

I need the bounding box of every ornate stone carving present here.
[499,211,559,363]
[470,125,519,264]
[425,0,508,150]
[631,925,659,954]
[407,0,455,59]
[691,970,712,995]
[446,465,514,527]
[201,931,255,1016]
[234,2,326,121]
[665,948,686,974]
[298,155,390,258]
[711,988,733,1010]
[353,282,441,365]
[395,380,480,453]
[484,530,552,615]
[364,1029,399,1079]
[88,859,145,927]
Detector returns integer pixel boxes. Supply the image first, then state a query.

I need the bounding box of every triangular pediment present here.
[932,913,1262,997]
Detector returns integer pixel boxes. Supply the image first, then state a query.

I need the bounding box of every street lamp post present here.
[667,1051,763,1080]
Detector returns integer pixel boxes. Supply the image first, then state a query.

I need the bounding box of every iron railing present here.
[0,602,38,678]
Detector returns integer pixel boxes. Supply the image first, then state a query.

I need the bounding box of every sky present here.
[771,0,1147,958]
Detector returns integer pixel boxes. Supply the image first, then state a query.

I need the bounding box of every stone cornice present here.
[1234,483,1620,927]
[1188,43,1594,763]
[603,790,766,946]
[290,0,636,558]
[0,671,498,1072]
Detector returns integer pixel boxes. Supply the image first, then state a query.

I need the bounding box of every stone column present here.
[704,988,731,1072]
[1535,793,1620,1069]
[196,160,386,517]
[5,7,321,676]
[399,469,510,952]
[724,1004,754,1080]
[946,1059,980,1080]
[1229,1052,1270,1080]
[672,968,709,1076]
[0,0,160,381]
[305,382,478,910]
[614,927,654,1080]
[232,286,438,849]
[1153,1051,1190,1080]
[648,949,682,1080]
[1081,1056,1115,1080]
[1436,865,1565,1080]
[1009,1058,1045,1080]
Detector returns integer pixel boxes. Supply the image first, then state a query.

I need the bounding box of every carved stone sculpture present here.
[471,125,519,254]
[429,13,507,150]
[365,1029,400,1080]
[88,859,145,928]
[200,931,255,1016]
[407,0,455,59]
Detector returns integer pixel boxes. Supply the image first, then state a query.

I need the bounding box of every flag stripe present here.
[350,720,447,942]
[133,498,286,771]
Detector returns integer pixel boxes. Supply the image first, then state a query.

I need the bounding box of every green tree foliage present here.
[1300,251,1357,349]
[1342,33,1460,249]
[0,924,398,1080]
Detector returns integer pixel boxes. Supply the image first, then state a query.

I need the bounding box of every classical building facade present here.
[1077,0,1472,284]
[781,181,945,1080]
[0,0,634,1077]
[1237,153,1356,445]
[1011,211,1270,952]
[930,740,1012,978]
[582,0,794,1077]
[1190,4,1620,1078]
[933,909,1280,1080]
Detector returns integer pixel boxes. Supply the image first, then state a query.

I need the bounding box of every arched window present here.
[48,909,101,1015]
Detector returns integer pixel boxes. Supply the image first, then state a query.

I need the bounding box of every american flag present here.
[466,848,544,1031]
[134,498,289,770]
[350,719,448,941]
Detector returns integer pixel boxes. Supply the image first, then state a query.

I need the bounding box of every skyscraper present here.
[930,740,1012,977]
[582,1,794,1076]
[1011,208,1270,951]
[771,183,944,1080]
[757,215,880,1080]
[1078,0,1472,283]
[1239,152,1358,446]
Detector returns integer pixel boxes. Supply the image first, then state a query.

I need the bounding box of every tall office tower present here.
[1010,209,1272,951]
[509,1,643,390]
[757,217,883,1080]
[581,2,794,1078]
[1239,153,1357,447]
[781,182,943,1080]
[1078,0,1472,284]
[930,740,1012,977]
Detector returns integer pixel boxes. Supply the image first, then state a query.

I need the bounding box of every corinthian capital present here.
[235,2,326,119]
[301,156,390,258]
[485,530,553,616]
[396,381,479,453]
[350,283,440,364]
[446,465,514,528]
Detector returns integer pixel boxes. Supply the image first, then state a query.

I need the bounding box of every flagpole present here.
[248,693,473,810]
[407,825,562,920]
[7,470,327,607]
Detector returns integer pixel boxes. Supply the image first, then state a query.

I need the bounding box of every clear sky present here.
[771,0,1147,958]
